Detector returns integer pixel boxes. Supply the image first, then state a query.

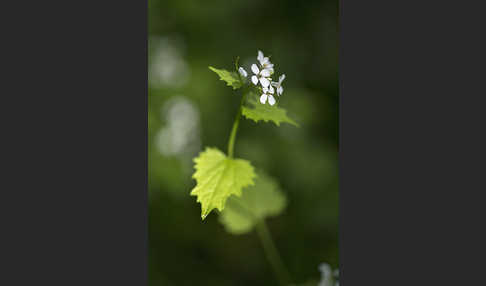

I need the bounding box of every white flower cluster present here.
[238,50,286,106]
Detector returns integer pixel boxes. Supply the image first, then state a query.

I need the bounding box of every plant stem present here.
[227,92,245,158]
[256,219,292,286]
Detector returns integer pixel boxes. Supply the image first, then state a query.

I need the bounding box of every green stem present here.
[256,219,292,286]
[227,92,245,158]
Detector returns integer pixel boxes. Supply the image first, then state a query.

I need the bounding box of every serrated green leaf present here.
[242,96,299,127]
[190,147,256,220]
[209,66,242,90]
[219,171,287,234]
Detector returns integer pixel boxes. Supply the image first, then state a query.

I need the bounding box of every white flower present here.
[318,263,332,286]
[260,85,276,106]
[251,63,271,88]
[318,263,339,286]
[257,50,274,74]
[257,50,265,62]
[250,50,285,105]
[238,67,247,77]
[271,74,285,96]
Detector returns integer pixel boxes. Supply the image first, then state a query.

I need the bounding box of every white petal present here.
[259,77,270,87]
[268,85,275,94]
[263,66,274,75]
[260,93,268,104]
[279,74,286,83]
[262,57,270,64]
[251,75,259,85]
[260,69,271,77]
[238,67,247,77]
[251,64,259,75]
[277,86,283,95]
[271,81,278,87]
[268,95,276,106]
[257,50,264,61]
[262,86,269,93]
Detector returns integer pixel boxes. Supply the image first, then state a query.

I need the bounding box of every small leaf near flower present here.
[209,66,243,90]
[242,93,299,127]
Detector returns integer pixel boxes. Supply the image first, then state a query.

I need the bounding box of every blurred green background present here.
[148,0,338,285]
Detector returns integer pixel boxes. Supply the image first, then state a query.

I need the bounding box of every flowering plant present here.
[190,50,299,285]
[191,50,297,218]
